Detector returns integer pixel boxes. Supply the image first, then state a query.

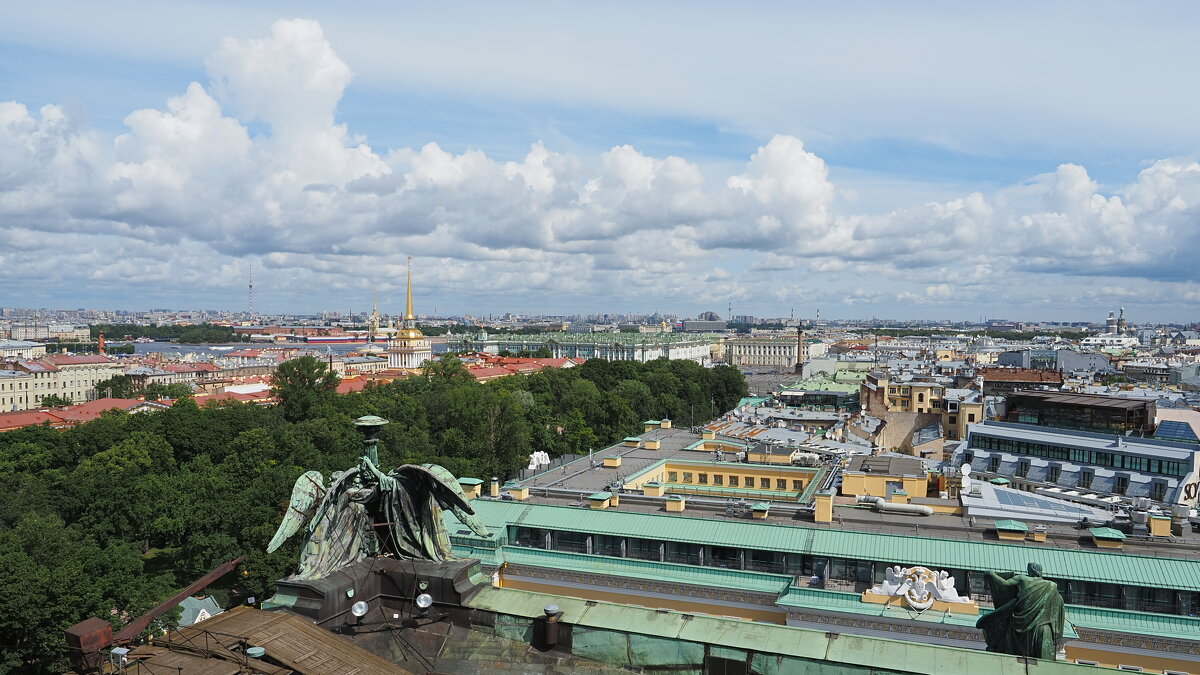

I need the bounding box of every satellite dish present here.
[350,601,369,617]
[415,593,434,609]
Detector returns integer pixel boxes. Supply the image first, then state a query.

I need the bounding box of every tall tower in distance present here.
[248,264,254,317]
[369,282,380,343]
[386,257,433,370]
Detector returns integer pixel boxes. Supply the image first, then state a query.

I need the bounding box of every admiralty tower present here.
[386,257,432,370]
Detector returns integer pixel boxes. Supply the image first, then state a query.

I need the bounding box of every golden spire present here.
[372,281,378,315]
[404,256,415,322]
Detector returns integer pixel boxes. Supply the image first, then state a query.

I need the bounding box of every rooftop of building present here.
[0,338,43,347]
[501,426,1200,566]
[967,421,1197,461]
[44,354,115,365]
[977,367,1064,382]
[1006,390,1155,410]
[454,497,1200,593]
[845,454,926,477]
[512,426,753,494]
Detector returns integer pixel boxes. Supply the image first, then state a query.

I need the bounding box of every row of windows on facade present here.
[965,452,1169,500]
[969,435,1188,477]
[507,526,1193,615]
[0,379,101,391]
[664,471,804,491]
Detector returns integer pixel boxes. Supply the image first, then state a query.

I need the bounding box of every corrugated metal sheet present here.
[469,500,1200,592]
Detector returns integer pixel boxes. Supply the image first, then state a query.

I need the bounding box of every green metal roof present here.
[623,436,641,442]
[465,500,1200,592]
[466,586,1089,674]
[781,588,1200,643]
[589,492,613,500]
[752,502,770,511]
[778,587,1086,638]
[993,520,1027,532]
[458,477,484,485]
[644,420,662,424]
[467,542,1200,644]
[1088,527,1126,540]
[1063,603,1200,642]
[989,477,1011,485]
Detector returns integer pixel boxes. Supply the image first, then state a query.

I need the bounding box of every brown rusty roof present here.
[165,606,413,675]
[127,646,253,675]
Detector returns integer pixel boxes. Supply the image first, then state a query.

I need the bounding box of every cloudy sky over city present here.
[2,2,1198,321]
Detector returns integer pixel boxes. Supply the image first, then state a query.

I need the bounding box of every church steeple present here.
[404,256,415,324]
[386,256,431,371]
[368,282,380,343]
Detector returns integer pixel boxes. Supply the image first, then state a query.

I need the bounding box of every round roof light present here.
[350,601,369,617]
[415,593,434,609]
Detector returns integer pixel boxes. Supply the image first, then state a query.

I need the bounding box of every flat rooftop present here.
[968,421,1197,461]
[514,426,751,493]
[1008,390,1154,409]
[506,428,1199,559]
[846,454,925,477]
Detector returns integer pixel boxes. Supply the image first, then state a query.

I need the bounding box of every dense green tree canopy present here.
[95,375,136,399]
[90,324,249,344]
[37,394,73,408]
[271,356,340,422]
[0,356,745,671]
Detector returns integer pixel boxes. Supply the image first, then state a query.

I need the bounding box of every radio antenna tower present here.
[248,264,254,317]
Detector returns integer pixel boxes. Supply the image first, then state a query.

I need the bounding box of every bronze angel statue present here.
[268,457,490,580]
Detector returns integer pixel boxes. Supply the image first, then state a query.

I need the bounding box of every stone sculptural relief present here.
[867,565,973,611]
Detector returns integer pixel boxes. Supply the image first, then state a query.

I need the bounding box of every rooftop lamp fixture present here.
[350,600,369,625]
[353,415,389,464]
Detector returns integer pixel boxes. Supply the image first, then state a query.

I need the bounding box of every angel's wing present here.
[267,470,326,553]
[394,463,490,537]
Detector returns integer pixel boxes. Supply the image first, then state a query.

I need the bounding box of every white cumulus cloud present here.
[2,18,1199,318]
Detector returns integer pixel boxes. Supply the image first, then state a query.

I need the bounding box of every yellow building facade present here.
[625,460,819,499]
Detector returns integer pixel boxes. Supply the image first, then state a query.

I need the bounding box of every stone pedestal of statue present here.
[264,556,488,628]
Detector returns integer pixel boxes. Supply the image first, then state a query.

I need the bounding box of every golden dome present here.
[396,328,425,340]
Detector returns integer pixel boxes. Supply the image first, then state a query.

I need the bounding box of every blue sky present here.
[2,3,1198,321]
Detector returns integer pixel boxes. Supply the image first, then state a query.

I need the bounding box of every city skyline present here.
[3,4,1199,320]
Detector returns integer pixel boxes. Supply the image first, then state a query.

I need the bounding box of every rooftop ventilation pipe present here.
[857,495,933,516]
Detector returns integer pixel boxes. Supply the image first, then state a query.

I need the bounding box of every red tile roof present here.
[466,366,514,382]
[45,354,115,365]
[0,410,65,432]
[336,378,370,394]
[55,398,161,423]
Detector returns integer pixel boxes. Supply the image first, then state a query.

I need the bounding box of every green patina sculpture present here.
[267,416,489,579]
[976,562,1065,659]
